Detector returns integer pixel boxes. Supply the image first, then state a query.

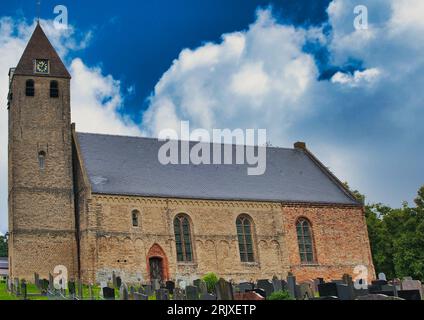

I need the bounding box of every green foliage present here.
[0,235,7,257]
[267,290,295,300]
[357,185,424,281]
[202,272,219,293]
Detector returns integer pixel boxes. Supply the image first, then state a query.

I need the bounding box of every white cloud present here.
[0,18,141,232]
[331,68,381,86]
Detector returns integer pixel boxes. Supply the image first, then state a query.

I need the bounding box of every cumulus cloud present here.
[0,18,141,232]
[142,2,424,207]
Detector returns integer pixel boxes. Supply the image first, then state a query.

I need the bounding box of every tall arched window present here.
[173,214,193,262]
[26,79,35,96]
[236,215,255,262]
[50,80,59,98]
[132,210,139,227]
[296,218,316,264]
[38,151,46,170]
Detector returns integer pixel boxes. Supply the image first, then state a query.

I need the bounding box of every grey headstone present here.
[215,278,233,300]
[21,280,27,300]
[152,279,161,291]
[238,282,254,293]
[186,285,199,300]
[173,288,186,300]
[272,277,282,292]
[103,287,115,300]
[318,283,338,297]
[120,283,129,300]
[257,279,274,298]
[14,278,21,296]
[287,275,297,298]
[116,276,122,289]
[336,283,354,300]
[298,282,314,300]
[143,284,153,296]
[378,272,387,281]
[155,288,169,300]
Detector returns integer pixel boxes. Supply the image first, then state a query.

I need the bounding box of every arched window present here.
[26,79,35,96]
[173,214,193,262]
[296,218,316,264]
[236,215,255,262]
[38,151,46,170]
[132,210,139,227]
[50,80,59,98]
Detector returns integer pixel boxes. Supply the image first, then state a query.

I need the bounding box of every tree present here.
[0,234,7,257]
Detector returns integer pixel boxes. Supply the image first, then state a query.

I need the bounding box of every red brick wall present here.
[282,204,375,282]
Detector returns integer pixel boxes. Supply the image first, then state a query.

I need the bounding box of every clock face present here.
[35,59,49,74]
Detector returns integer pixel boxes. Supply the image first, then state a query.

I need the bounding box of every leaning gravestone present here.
[120,283,129,300]
[215,278,234,300]
[186,285,199,300]
[318,283,338,298]
[257,279,274,298]
[103,287,115,300]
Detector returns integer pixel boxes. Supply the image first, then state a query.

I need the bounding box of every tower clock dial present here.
[35,59,49,74]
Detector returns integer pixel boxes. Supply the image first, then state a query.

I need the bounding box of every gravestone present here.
[215,278,234,300]
[286,275,297,299]
[34,273,40,289]
[298,282,314,300]
[48,274,54,291]
[134,293,149,300]
[398,290,422,301]
[193,279,202,288]
[356,294,403,300]
[336,284,353,300]
[199,281,208,295]
[68,281,76,298]
[318,283,338,298]
[21,280,27,300]
[143,284,153,297]
[200,293,217,300]
[378,272,387,281]
[401,279,422,299]
[238,282,254,293]
[14,278,20,296]
[112,272,117,288]
[40,279,49,294]
[103,287,115,300]
[257,279,274,298]
[272,276,282,292]
[77,281,83,299]
[152,279,161,291]
[120,283,129,300]
[116,276,122,289]
[186,285,199,300]
[155,288,169,300]
[129,286,135,300]
[173,288,186,300]
[166,281,175,294]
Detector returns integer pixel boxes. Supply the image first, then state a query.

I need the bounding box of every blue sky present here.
[0,0,424,232]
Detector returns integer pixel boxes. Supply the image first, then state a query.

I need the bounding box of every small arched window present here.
[173,214,193,262]
[236,215,255,262]
[50,80,59,98]
[26,79,35,96]
[38,151,46,170]
[132,210,139,227]
[296,218,316,264]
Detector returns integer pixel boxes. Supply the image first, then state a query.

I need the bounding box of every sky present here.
[0,0,423,232]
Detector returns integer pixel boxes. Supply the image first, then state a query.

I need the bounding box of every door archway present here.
[146,243,169,282]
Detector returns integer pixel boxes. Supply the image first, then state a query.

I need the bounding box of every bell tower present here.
[8,23,77,280]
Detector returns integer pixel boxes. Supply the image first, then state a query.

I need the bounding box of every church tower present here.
[8,23,78,280]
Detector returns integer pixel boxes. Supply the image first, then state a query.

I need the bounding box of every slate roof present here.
[14,23,71,79]
[76,132,359,205]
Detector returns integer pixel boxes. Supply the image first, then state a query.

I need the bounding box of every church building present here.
[7,24,375,284]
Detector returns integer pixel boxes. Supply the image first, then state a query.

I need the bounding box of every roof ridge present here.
[76,131,295,151]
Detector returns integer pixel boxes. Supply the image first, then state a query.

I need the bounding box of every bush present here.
[268,290,295,300]
[201,272,219,293]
